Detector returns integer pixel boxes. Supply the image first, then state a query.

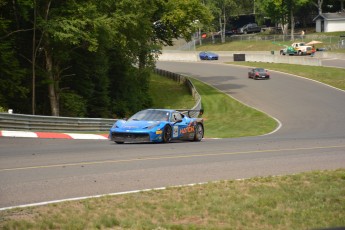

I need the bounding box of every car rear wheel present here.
[162,125,172,143]
[193,123,204,141]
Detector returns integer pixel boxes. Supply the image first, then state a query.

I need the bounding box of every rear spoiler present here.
[176,109,204,118]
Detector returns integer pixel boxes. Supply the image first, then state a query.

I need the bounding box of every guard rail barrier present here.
[0,68,202,132]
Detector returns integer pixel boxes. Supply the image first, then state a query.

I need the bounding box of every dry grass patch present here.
[1,170,344,229]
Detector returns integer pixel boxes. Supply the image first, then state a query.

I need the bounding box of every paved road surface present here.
[1,61,344,209]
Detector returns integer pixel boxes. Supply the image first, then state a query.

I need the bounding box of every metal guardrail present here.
[154,68,202,118]
[0,112,116,132]
[0,68,202,131]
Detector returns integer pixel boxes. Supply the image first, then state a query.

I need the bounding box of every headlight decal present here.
[156,130,163,134]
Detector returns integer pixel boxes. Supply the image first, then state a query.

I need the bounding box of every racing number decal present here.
[173,126,179,138]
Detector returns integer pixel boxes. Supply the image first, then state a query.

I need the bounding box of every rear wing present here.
[176,109,204,118]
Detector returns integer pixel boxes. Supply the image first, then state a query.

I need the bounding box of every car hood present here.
[116,120,161,130]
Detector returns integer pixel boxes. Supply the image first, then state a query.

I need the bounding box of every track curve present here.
[0,61,344,209]
[157,61,345,139]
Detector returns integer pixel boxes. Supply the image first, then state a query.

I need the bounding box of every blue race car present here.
[199,51,219,60]
[109,109,204,144]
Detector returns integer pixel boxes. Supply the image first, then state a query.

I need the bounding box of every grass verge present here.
[1,169,344,229]
[149,72,277,138]
[189,78,277,138]
[198,40,283,52]
[2,48,344,229]
[230,62,345,91]
[196,31,345,53]
[150,73,196,109]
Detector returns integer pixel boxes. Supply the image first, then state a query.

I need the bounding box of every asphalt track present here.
[0,60,345,209]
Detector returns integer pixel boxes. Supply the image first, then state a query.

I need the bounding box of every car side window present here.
[172,112,183,122]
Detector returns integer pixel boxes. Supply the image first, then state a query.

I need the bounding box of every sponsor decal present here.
[180,126,195,134]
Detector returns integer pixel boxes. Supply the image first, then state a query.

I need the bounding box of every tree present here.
[203,0,238,43]
[256,0,309,39]
[202,0,263,43]
[0,0,30,113]
[313,0,324,14]
[287,0,310,40]
[1,0,212,117]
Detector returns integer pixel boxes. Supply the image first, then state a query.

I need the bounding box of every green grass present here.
[198,39,345,53]
[1,169,344,229]
[197,31,345,52]
[190,78,277,138]
[199,40,283,52]
[149,73,196,109]
[1,38,344,229]
[149,73,277,138]
[231,62,345,91]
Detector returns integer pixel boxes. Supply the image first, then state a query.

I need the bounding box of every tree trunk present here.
[290,8,294,41]
[221,10,226,43]
[316,0,323,14]
[218,14,222,42]
[32,1,36,115]
[45,47,59,116]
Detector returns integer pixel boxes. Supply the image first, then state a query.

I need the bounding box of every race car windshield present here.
[128,110,170,121]
[255,68,265,72]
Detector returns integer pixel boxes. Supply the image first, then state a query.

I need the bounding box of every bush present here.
[59,92,87,117]
[0,106,7,113]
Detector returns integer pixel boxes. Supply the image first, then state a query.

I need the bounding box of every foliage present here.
[0,0,212,117]
[202,0,239,42]
[59,91,87,117]
[255,0,308,36]
[0,106,7,112]
[0,1,30,113]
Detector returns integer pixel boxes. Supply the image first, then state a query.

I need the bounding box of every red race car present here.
[248,68,270,80]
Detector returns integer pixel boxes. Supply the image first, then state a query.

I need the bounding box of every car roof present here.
[144,109,176,113]
[254,68,265,71]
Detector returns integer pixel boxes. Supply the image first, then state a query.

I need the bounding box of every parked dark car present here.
[224,30,234,37]
[248,68,270,80]
[239,23,261,34]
